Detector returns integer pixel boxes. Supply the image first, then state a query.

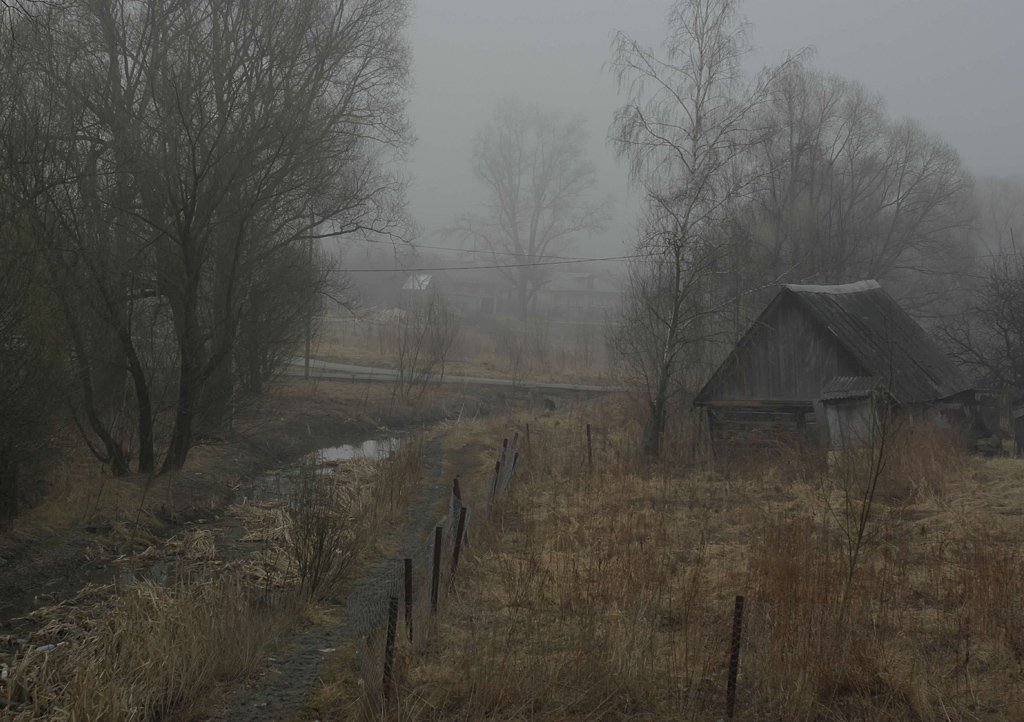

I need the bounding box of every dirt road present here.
[287,356,622,392]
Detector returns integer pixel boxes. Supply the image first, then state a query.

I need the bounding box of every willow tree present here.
[7,0,411,474]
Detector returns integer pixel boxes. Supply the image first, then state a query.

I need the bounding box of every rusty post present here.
[451,506,468,577]
[382,595,398,701]
[404,557,413,642]
[726,595,745,718]
[430,525,442,614]
[586,423,592,472]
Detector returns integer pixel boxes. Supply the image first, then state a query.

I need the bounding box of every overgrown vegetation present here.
[316,399,1024,721]
[1,431,427,719]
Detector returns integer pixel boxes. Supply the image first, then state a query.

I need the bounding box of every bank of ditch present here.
[0,379,581,720]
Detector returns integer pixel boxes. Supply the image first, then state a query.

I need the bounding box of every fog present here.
[407,0,1024,257]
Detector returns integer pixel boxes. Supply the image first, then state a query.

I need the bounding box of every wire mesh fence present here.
[341,419,1024,719]
[347,433,519,704]
[672,595,1024,719]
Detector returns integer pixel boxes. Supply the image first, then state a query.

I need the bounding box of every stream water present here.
[120,436,403,587]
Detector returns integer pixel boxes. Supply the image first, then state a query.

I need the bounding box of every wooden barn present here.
[694,280,975,449]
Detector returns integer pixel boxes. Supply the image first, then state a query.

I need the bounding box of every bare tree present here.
[609,0,796,456]
[741,62,974,311]
[391,293,460,404]
[457,98,607,319]
[0,217,61,529]
[3,0,412,474]
[941,238,1024,389]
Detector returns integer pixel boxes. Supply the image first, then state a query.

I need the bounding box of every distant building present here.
[398,268,622,320]
[536,272,621,320]
[441,268,515,317]
[398,273,438,308]
[694,280,977,449]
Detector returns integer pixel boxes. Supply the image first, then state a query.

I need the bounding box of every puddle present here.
[318,438,401,463]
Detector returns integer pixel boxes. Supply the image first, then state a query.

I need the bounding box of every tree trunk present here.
[117,328,155,474]
[517,280,530,320]
[162,354,197,473]
[0,437,18,532]
[161,233,202,474]
[641,396,667,457]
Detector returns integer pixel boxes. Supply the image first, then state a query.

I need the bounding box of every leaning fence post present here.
[451,506,468,578]
[430,525,442,614]
[404,557,413,642]
[726,594,745,719]
[525,423,531,456]
[382,595,399,701]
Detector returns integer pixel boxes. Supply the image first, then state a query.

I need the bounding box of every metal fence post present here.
[382,596,399,701]
[404,557,413,642]
[430,525,442,614]
[726,594,745,719]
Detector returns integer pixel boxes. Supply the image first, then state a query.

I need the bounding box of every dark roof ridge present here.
[784,280,881,295]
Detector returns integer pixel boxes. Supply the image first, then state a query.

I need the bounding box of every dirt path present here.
[207,430,453,721]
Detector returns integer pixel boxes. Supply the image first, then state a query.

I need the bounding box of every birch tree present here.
[610,0,795,456]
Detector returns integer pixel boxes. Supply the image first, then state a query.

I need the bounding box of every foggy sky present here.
[406,0,1023,257]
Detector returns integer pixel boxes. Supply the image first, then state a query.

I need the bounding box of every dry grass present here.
[2,574,287,721]
[314,315,612,387]
[317,398,1024,721]
[1,432,430,720]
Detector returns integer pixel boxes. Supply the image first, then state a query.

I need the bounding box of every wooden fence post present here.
[451,506,468,577]
[382,596,398,701]
[404,557,413,642]
[430,525,442,614]
[726,595,745,719]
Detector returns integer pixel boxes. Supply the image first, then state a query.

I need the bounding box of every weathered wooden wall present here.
[703,295,866,403]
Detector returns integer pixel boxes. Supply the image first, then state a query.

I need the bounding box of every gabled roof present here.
[402,273,433,291]
[697,280,973,405]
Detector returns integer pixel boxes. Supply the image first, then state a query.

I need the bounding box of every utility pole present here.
[304,215,314,380]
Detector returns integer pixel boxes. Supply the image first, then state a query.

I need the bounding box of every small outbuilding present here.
[694,280,975,449]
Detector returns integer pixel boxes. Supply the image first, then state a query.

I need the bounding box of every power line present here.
[342,254,637,273]
[348,235,626,262]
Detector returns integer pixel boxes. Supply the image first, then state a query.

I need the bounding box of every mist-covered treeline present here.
[0,0,411,524]
[608,0,1022,454]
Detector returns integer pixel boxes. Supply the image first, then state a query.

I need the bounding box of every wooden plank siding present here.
[703,295,867,404]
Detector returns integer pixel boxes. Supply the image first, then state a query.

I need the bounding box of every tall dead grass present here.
[292,436,423,600]
[3,574,286,721]
[349,402,1024,722]
[2,434,427,720]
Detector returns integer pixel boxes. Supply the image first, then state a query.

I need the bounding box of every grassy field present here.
[313,397,1024,721]
[314,313,614,386]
